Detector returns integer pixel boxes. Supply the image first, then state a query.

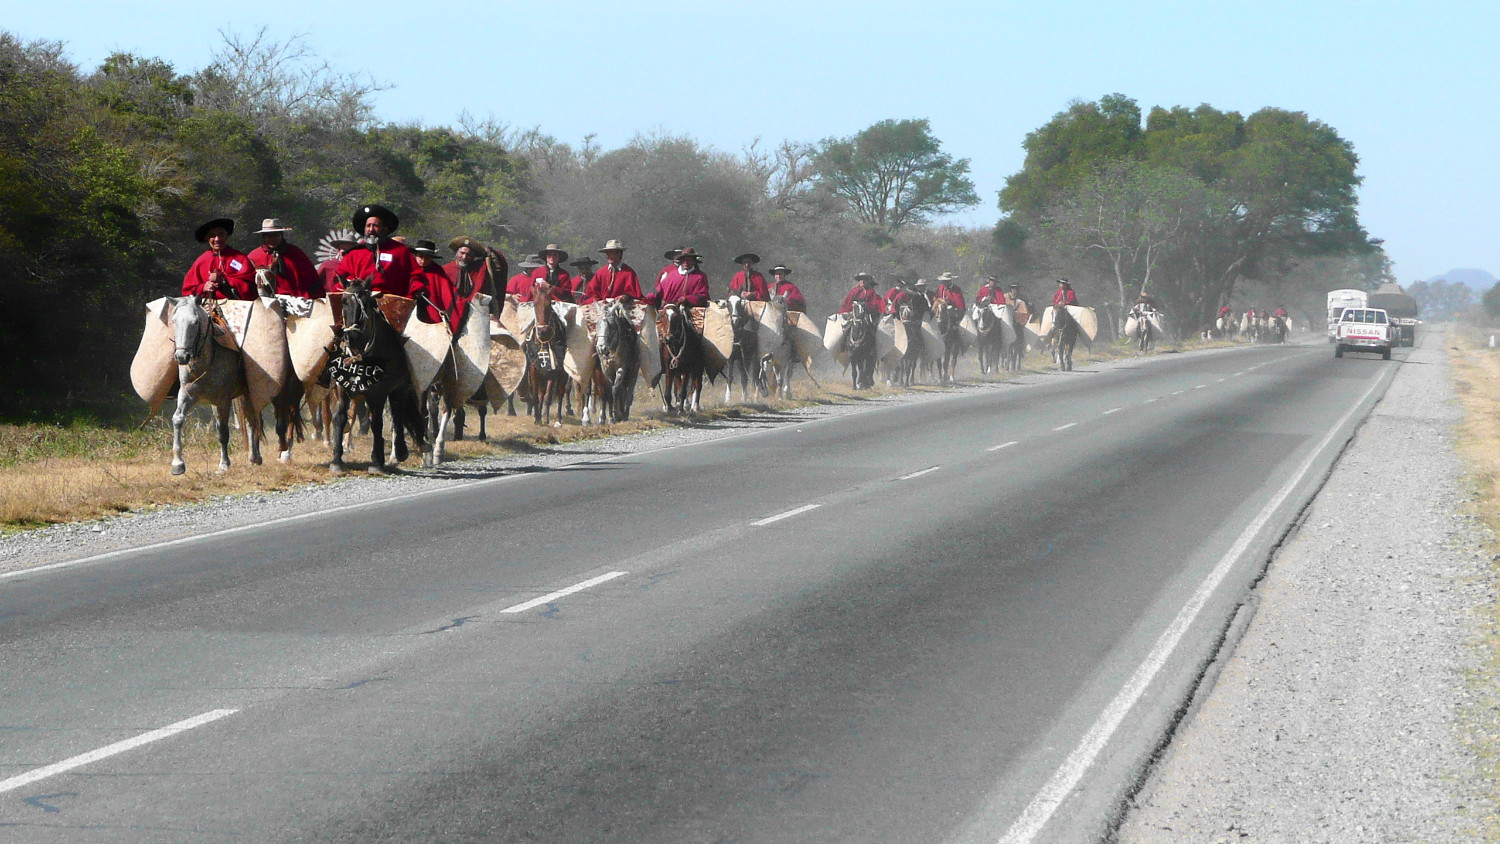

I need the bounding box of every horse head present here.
[340,278,379,355]
[254,267,277,298]
[170,295,211,366]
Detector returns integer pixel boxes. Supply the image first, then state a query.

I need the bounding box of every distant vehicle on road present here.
[1367,282,1421,347]
[1327,289,1367,341]
[1333,307,1393,360]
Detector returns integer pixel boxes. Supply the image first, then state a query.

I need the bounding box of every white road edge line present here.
[996,369,1389,844]
[1102,408,1122,415]
[1053,422,1077,431]
[1171,390,1185,395]
[987,441,1020,452]
[501,571,628,614]
[897,466,941,481]
[0,709,238,796]
[751,504,822,527]
[1233,371,1245,377]
[1217,378,1226,383]
[1193,384,1207,389]
[1143,398,1158,404]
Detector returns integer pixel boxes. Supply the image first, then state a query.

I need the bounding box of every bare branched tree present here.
[194,27,388,133]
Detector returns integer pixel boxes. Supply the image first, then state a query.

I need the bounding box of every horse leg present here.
[329,393,350,473]
[170,387,192,475]
[213,403,233,472]
[426,400,451,469]
[368,395,388,474]
[477,402,488,440]
[240,396,265,467]
[453,406,466,441]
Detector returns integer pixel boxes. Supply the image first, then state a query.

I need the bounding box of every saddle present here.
[327,291,415,332]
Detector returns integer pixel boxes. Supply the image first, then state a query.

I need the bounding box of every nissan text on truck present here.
[1333,307,1393,360]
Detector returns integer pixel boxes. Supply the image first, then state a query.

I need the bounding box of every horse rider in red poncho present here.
[506,254,546,302]
[581,239,645,304]
[246,218,322,299]
[841,272,885,314]
[935,273,965,309]
[769,265,806,313]
[526,244,575,303]
[650,248,710,308]
[729,253,769,300]
[335,204,423,299]
[182,217,256,300]
[1052,278,1079,308]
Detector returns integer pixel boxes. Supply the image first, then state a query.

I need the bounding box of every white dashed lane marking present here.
[1171,390,1185,395]
[1102,408,1122,415]
[750,504,821,527]
[897,466,942,481]
[1053,423,1077,431]
[0,709,239,795]
[987,441,1019,452]
[502,571,628,613]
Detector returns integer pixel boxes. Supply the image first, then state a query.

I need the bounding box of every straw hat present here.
[254,218,293,234]
[599,239,627,253]
[539,243,569,261]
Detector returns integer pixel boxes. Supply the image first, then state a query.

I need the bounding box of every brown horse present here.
[524,284,570,427]
[655,303,705,413]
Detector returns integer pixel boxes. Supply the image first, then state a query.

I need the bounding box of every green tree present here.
[813,118,978,231]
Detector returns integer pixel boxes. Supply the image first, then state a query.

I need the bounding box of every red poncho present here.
[181,248,256,299]
[581,264,644,304]
[1052,287,1078,307]
[729,271,768,301]
[247,244,323,298]
[336,240,423,298]
[652,267,710,308]
[840,285,885,314]
[772,280,806,313]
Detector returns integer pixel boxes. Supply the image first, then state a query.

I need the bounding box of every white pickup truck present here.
[1333,307,1393,360]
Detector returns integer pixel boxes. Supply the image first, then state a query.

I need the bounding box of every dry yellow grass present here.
[1446,327,1500,839]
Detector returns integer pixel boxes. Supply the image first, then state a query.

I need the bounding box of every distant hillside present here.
[1426,268,1497,291]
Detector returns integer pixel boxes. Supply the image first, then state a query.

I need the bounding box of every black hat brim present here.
[194,218,235,243]
[352,204,400,235]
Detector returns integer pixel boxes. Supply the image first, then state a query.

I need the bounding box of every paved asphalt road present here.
[0,341,1401,842]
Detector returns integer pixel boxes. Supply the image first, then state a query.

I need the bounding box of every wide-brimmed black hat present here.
[854,272,874,282]
[664,248,683,261]
[770,265,791,276]
[570,257,599,270]
[519,253,544,270]
[194,218,235,243]
[733,253,760,265]
[411,239,442,258]
[676,248,703,263]
[1057,278,1071,286]
[352,204,399,234]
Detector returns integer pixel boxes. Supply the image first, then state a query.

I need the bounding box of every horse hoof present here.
[422,457,434,469]
[329,463,344,475]
[551,421,562,429]
[278,451,291,464]
[249,456,263,466]
[171,463,186,476]
[368,465,388,476]
[217,464,230,474]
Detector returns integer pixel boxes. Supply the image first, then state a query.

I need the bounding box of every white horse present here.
[168,296,262,474]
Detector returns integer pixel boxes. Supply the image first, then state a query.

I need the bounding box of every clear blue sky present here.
[9,0,1496,282]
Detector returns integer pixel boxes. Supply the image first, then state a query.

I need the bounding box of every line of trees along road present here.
[0,32,1381,420]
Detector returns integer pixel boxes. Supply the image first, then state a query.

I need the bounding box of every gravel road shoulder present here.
[1118,326,1499,843]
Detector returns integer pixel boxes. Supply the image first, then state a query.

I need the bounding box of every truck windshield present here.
[1340,310,1387,324]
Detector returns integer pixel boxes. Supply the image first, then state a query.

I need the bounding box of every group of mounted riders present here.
[1209,304,1290,344]
[157,201,1114,473]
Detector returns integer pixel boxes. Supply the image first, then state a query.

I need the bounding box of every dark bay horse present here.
[328,279,425,473]
[1052,306,1081,372]
[655,303,705,413]
[933,299,964,385]
[723,295,763,403]
[896,300,925,387]
[524,285,570,427]
[846,301,878,389]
